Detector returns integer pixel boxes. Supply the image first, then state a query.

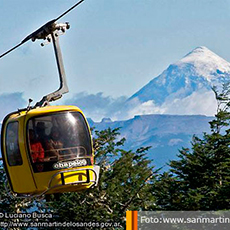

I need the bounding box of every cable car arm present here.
[0,0,85,107]
[35,31,69,107]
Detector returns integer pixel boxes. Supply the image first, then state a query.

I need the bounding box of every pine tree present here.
[154,84,230,210]
[47,128,157,229]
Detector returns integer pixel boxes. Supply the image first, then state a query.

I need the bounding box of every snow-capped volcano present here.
[122,46,230,119]
[176,46,230,82]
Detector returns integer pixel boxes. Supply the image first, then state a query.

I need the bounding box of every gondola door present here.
[3,118,37,195]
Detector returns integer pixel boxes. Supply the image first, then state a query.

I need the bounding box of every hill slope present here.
[89,114,213,169]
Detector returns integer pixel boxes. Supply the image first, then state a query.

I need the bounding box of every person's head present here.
[36,122,46,136]
[51,127,60,141]
[29,129,36,142]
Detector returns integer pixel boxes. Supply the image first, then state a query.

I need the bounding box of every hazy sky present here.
[1,0,230,105]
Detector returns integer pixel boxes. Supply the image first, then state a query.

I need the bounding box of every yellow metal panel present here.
[33,166,95,194]
[63,170,88,184]
[3,117,37,194]
[5,105,83,121]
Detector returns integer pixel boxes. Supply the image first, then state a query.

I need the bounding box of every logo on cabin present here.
[53,159,87,170]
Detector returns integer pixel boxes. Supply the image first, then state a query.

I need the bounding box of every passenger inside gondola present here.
[29,129,45,163]
[45,127,64,160]
[36,121,49,150]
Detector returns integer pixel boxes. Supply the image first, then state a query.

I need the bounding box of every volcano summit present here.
[124,46,230,119]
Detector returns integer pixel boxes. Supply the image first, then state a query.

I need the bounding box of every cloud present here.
[63,90,218,121]
[0,92,27,122]
[168,138,183,146]
[125,90,217,119]
[64,92,127,121]
[125,99,165,119]
[163,90,217,115]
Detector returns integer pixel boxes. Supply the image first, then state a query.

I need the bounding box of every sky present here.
[1,0,230,120]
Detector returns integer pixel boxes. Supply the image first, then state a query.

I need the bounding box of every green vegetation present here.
[154,84,230,211]
[1,85,230,229]
[47,128,157,229]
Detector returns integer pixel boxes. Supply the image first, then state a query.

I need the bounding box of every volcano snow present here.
[122,46,230,119]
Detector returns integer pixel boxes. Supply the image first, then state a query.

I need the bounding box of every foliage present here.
[0,166,17,213]
[0,167,46,230]
[154,84,230,210]
[47,128,156,229]
[2,84,230,226]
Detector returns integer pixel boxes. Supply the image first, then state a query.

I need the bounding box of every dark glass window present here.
[6,122,23,166]
[27,112,92,172]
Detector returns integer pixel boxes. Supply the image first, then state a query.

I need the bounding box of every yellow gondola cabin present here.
[1,105,99,197]
[0,1,100,198]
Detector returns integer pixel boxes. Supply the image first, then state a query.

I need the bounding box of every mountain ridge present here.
[88,113,213,169]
